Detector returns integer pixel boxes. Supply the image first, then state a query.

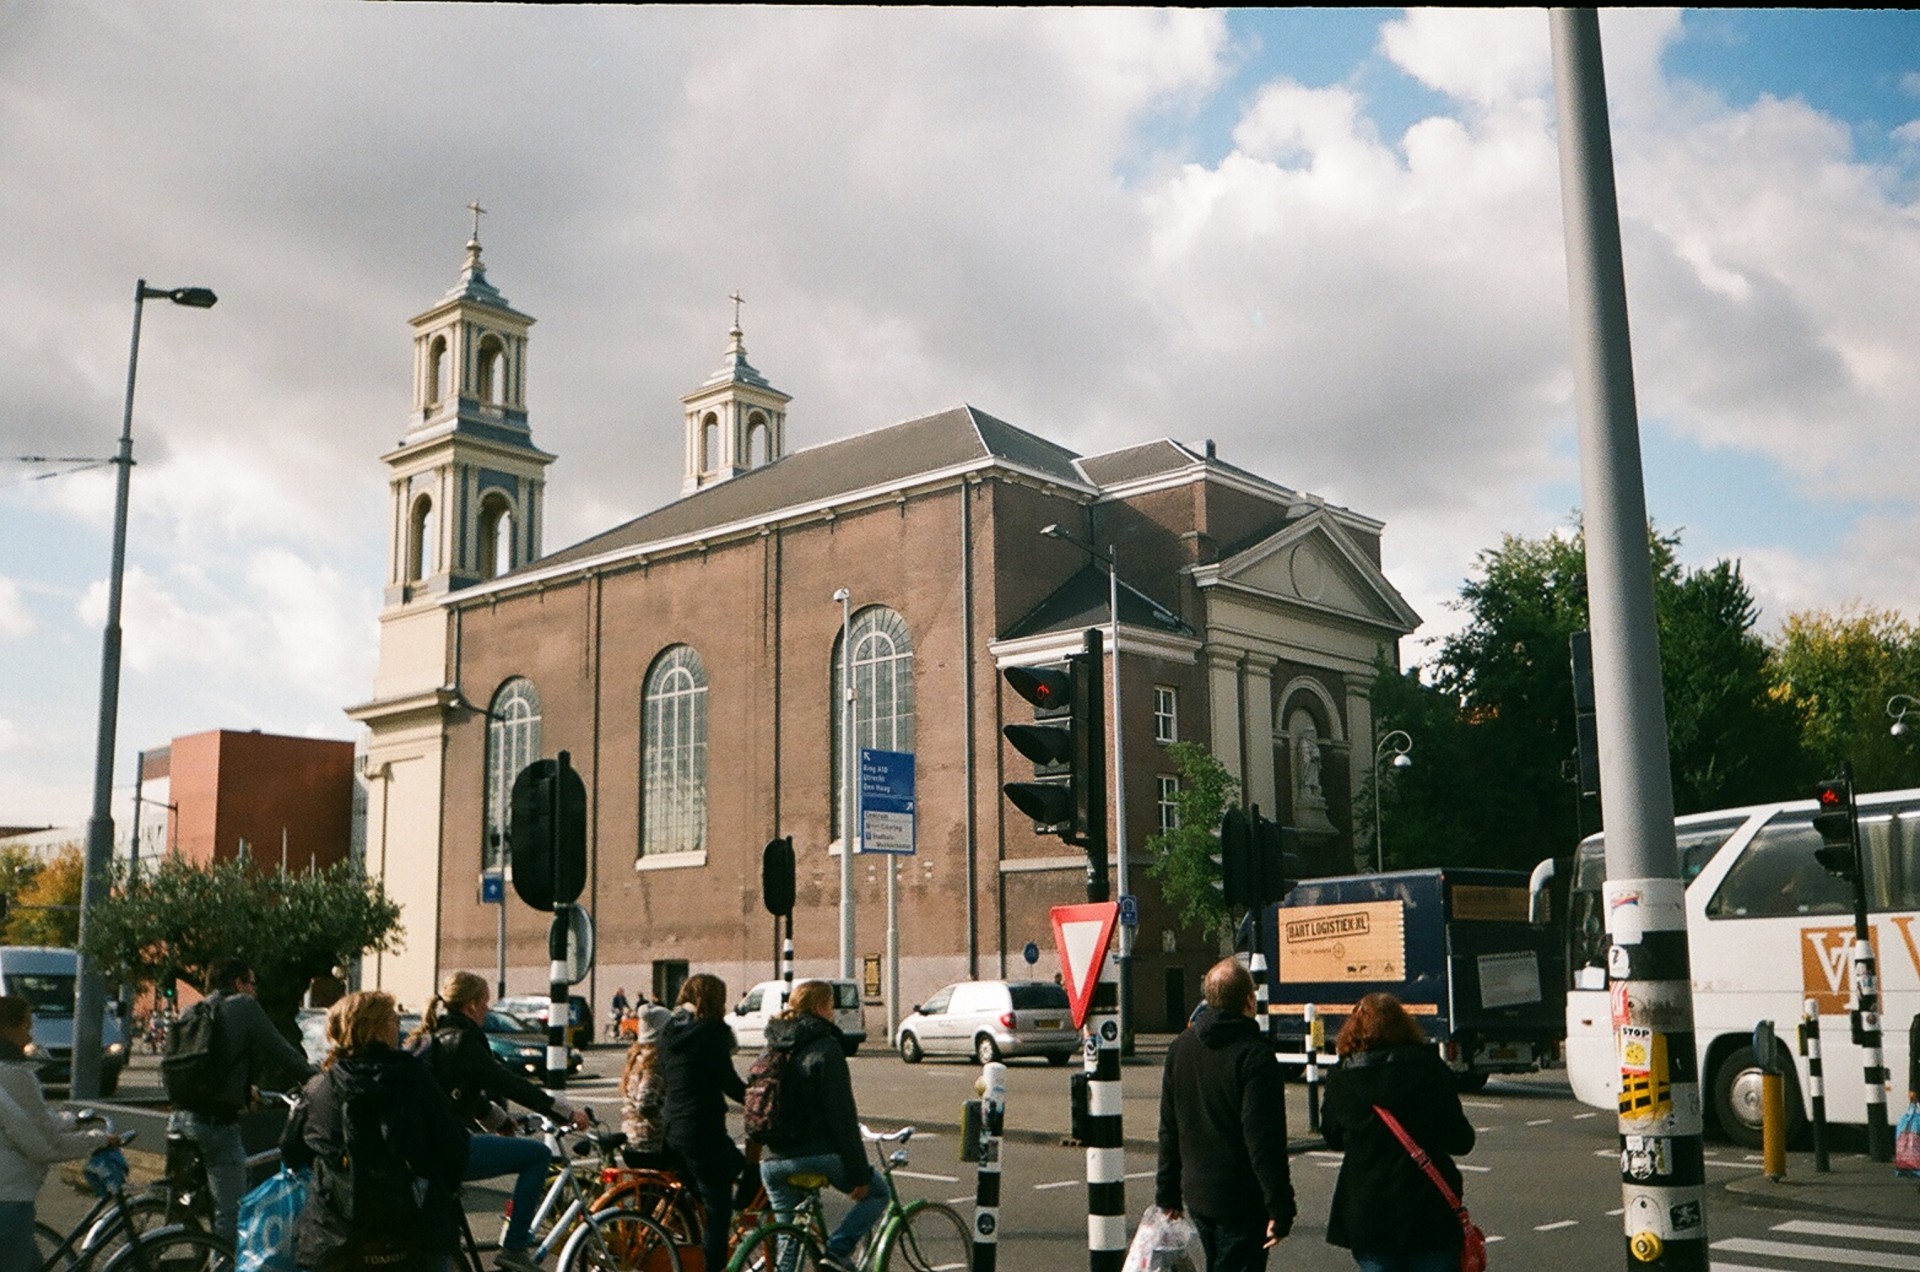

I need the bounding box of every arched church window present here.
[484,677,541,871]
[478,495,514,580]
[477,334,506,406]
[746,413,770,467]
[427,335,449,406]
[700,413,720,473]
[641,645,708,858]
[830,607,915,843]
[408,494,434,583]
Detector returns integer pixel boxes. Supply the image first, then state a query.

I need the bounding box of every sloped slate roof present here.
[1001,564,1195,640]
[1074,440,1201,486]
[534,405,1087,571]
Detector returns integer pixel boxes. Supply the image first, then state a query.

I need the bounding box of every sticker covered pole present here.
[972,1060,1007,1272]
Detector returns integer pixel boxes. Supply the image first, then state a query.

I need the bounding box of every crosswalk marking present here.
[1458,1163,1492,1173]
[1775,1220,1920,1246]
[1527,1118,1553,1126]
[1535,1220,1578,1232]
[895,1170,960,1183]
[1711,1237,1920,1270]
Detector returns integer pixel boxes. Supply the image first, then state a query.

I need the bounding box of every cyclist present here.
[660,973,747,1272]
[756,979,890,1272]
[410,971,589,1272]
[618,1004,674,1167]
[284,990,468,1272]
[0,994,121,1272]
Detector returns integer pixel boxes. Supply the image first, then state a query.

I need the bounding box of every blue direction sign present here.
[1023,941,1040,966]
[859,748,916,855]
[1118,893,1138,929]
[481,872,506,904]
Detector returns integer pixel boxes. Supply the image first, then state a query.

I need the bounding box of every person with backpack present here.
[753,979,888,1272]
[0,995,121,1272]
[659,973,748,1272]
[164,956,314,1248]
[282,990,468,1272]
[407,970,588,1272]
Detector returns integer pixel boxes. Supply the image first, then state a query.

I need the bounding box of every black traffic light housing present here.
[1217,804,1298,915]
[1001,629,1108,900]
[1812,775,1858,881]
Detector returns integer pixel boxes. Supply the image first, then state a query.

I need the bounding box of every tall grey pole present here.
[836,589,856,979]
[1107,547,1132,1050]
[1550,11,1704,1269]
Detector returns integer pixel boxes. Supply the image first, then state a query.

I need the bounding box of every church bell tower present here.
[681,297,790,495]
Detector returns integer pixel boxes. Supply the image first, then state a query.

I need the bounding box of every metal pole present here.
[1799,997,1830,1173]
[1108,546,1132,1052]
[886,854,899,1040]
[1083,954,1123,1270]
[836,589,856,980]
[973,1060,1007,1271]
[546,751,572,1091]
[73,280,151,1100]
[1841,762,1893,1161]
[1550,11,1705,1268]
[128,751,145,881]
[1372,747,1385,873]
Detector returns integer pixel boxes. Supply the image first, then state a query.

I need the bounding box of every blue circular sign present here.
[1023,941,1040,965]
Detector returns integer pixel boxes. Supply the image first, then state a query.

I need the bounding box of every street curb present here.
[1721,1171,1920,1223]
[887,1112,1327,1158]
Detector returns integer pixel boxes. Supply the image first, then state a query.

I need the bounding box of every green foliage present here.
[0,845,46,944]
[9,847,82,947]
[1144,742,1241,940]
[82,856,404,1032]
[1770,608,1920,790]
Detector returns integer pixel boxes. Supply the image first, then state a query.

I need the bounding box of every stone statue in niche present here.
[1288,707,1338,835]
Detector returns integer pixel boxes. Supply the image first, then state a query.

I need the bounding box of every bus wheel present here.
[1710,1043,1804,1149]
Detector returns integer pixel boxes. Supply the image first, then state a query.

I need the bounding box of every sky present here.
[3,6,1918,829]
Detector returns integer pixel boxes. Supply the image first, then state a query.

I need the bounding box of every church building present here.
[348,231,1421,1031]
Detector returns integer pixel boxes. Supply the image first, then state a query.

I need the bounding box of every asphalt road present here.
[36,1046,1920,1270]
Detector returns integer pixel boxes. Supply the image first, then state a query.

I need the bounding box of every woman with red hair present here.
[1322,992,1476,1272]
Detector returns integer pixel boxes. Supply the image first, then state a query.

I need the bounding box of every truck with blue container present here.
[1260,868,1565,1089]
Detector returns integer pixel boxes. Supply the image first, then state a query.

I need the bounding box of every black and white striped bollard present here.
[1854,937,1893,1161]
[1304,1003,1323,1135]
[1084,958,1124,1271]
[973,1060,1006,1271]
[1798,996,1828,1173]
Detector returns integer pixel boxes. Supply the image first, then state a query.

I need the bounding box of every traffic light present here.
[1216,805,1254,908]
[1812,775,1857,880]
[1254,812,1301,907]
[1002,645,1102,842]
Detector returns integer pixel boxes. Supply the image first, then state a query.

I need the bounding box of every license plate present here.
[1033,1018,1060,1030]
[1482,1043,1526,1063]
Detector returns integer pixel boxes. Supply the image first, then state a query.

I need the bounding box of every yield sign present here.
[1051,902,1119,1030]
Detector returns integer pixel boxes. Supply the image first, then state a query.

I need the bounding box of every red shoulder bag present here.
[1372,1104,1487,1272]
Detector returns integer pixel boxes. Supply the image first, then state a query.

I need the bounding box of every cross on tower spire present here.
[729,290,745,331]
[467,200,488,243]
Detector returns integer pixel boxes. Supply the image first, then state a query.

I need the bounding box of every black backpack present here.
[743,1046,805,1146]
[161,998,227,1112]
[319,1069,428,1266]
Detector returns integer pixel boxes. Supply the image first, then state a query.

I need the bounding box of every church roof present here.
[1000,564,1195,641]
[534,405,1089,571]
[1074,440,1204,486]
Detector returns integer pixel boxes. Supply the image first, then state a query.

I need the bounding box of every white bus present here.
[1550,786,1920,1146]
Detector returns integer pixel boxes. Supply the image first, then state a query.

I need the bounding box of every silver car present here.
[893,980,1076,1065]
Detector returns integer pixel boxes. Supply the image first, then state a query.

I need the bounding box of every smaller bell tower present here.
[383,206,553,607]
[681,294,790,495]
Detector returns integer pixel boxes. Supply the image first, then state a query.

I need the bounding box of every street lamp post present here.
[1890,695,1917,738]
[834,588,856,980]
[73,280,217,1099]
[1039,524,1131,1046]
[1371,730,1413,874]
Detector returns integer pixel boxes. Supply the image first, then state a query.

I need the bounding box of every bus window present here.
[1859,802,1920,912]
[1677,822,1743,881]
[1705,814,1854,919]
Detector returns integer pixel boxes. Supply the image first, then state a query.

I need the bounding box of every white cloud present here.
[0,577,30,638]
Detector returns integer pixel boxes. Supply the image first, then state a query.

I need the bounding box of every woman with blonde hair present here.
[756,980,887,1272]
[659,973,747,1272]
[409,971,588,1272]
[0,995,118,1272]
[1321,992,1476,1272]
[618,1003,674,1166]
[281,991,467,1271]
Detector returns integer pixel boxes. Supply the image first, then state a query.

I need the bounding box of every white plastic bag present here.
[1122,1204,1202,1272]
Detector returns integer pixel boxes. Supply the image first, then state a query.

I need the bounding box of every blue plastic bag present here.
[236,1167,308,1272]
[1895,1103,1920,1179]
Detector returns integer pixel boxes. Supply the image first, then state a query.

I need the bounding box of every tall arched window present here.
[477,334,506,406]
[700,413,720,473]
[408,494,434,583]
[642,645,709,859]
[478,495,514,580]
[484,677,542,870]
[831,607,915,842]
[427,335,449,406]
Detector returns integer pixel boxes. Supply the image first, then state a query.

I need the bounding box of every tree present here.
[81,856,404,1035]
[9,847,83,947]
[1144,742,1241,940]
[1770,608,1920,791]
[0,845,44,944]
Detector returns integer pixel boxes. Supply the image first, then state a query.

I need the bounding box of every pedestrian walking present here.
[166,957,314,1248]
[283,990,468,1272]
[618,1004,674,1166]
[1155,957,1296,1272]
[1322,991,1476,1272]
[756,979,891,1272]
[660,973,748,1272]
[408,970,589,1272]
[0,995,120,1272]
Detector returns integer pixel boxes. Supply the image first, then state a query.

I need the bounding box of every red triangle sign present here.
[1051,902,1119,1030]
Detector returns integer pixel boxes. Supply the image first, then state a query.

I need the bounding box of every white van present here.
[0,946,129,1093]
[893,980,1076,1065]
[731,979,867,1055]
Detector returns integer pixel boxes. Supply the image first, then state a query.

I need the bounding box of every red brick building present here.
[137,730,356,874]
[351,234,1419,1030]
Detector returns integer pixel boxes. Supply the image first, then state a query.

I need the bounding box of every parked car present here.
[893,980,1076,1065]
[496,994,594,1048]
[0,946,129,1093]
[730,979,867,1055]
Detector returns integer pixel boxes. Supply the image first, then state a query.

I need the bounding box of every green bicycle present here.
[727,1124,971,1272]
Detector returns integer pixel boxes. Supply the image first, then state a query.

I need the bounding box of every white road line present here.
[1485,1235,1506,1244]
[1712,1238,1920,1270]
[1307,1151,1343,1160]
[1458,1163,1492,1173]
[1572,1112,1599,1120]
[894,1170,960,1183]
[1526,1118,1553,1126]
[1776,1220,1920,1245]
[1606,1209,1623,1217]
[945,1194,974,1206]
[1701,1159,1754,1170]
[1462,1100,1503,1109]
[1033,1178,1082,1191]
[1592,1149,1616,1158]
[1124,1171,1156,1181]
[1535,1220,1578,1232]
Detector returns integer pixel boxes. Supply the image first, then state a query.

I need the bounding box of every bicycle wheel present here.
[98,1225,234,1272]
[729,1220,827,1272]
[36,1220,73,1271]
[82,1191,173,1261]
[555,1206,681,1272]
[874,1200,971,1272]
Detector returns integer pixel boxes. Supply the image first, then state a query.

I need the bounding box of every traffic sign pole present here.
[547,750,573,1090]
[1052,903,1123,1270]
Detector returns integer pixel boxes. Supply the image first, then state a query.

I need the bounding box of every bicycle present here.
[565,1145,772,1270]
[99,1088,295,1253]
[35,1124,235,1272]
[725,1125,971,1272]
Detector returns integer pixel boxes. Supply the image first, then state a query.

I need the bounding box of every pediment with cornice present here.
[1191,510,1420,635]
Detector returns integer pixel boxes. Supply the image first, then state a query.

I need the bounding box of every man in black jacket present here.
[1156,957,1295,1272]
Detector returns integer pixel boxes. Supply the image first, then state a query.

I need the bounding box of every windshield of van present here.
[834,983,861,1010]
[10,973,76,1016]
[1009,984,1068,1010]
